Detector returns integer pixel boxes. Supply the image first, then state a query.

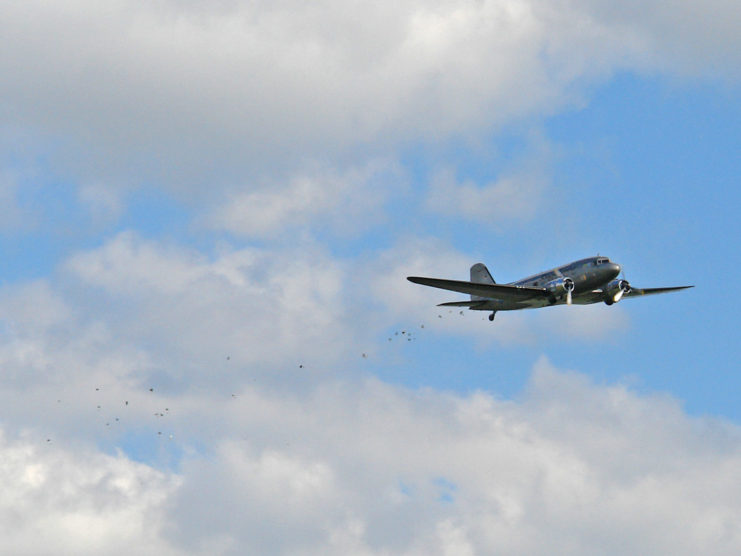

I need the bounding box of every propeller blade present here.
[566,289,572,305]
[613,289,625,303]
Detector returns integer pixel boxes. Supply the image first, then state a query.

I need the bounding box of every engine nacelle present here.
[545,277,574,300]
[604,279,631,305]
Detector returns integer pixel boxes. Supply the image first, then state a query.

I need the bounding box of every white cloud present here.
[0,243,738,554]
[0,430,178,556]
[426,168,546,224]
[0,0,736,193]
[161,360,741,554]
[61,232,358,382]
[203,159,404,238]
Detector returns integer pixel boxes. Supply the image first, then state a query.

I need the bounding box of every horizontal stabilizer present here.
[437,300,489,308]
[407,276,546,301]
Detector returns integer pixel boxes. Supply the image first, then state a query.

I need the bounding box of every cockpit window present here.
[597,258,609,264]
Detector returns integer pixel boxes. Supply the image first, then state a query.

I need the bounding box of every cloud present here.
[3,365,740,555]
[163,359,741,554]
[60,232,360,386]
[203,159,404,239]
[0,430,178,556]
[1,0,736,195]
[78,183,125,228]
[0,240,738,554]
[426,168,546,225]
[577,0,741,80]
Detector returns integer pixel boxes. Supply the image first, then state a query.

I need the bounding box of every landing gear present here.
[488,312,496,321]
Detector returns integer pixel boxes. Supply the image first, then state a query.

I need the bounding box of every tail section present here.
[469,263,495,301]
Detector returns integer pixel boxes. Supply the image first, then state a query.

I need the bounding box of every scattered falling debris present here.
[125,401,128,406]
[459,311,464,315]
[95,388,99,391]
[438,314,442,318]
[157,431,162,435]
[420,324,424,328]
[362,353,367,358]
[96,405,101,409]
[149,388,154,392]
[299,364,303,368]
[46,439,51,443]
[227,356,231,360]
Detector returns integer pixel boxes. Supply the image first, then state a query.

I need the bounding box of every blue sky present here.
[0,2,739,554]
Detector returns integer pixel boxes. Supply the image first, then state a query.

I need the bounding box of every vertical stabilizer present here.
[470,263,495,284]
[470,263,495,301]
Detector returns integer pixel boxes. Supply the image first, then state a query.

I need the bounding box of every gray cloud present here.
[1,0,736,198]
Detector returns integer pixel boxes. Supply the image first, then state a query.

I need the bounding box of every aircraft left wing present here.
[407,276,547,301]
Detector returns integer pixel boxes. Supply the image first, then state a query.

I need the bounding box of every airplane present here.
[407,256,693,321]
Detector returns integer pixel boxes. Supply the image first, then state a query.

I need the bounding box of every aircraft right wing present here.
[407,276,547,301]
[624,285,694,297]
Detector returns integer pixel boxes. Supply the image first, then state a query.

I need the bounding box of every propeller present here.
[613,279,631,303]
[565,277,574,305]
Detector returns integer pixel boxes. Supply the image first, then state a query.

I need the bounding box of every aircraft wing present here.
[407,276,547,301]
[625,285,694,297]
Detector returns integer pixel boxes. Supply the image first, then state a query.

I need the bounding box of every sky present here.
[0,1,740,554]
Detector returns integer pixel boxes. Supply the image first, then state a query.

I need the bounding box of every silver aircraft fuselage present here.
[478,256,620,311]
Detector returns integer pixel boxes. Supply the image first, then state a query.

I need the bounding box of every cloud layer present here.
[0,235,734,554]
[1,0,737,197]
[1,356,740,555]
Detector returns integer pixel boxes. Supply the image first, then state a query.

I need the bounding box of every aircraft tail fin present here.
[470,263,495,301]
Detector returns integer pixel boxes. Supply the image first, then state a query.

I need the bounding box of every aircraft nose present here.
[611,263,621,277]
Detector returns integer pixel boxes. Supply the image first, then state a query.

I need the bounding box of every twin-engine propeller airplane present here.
[407,256,693,321]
